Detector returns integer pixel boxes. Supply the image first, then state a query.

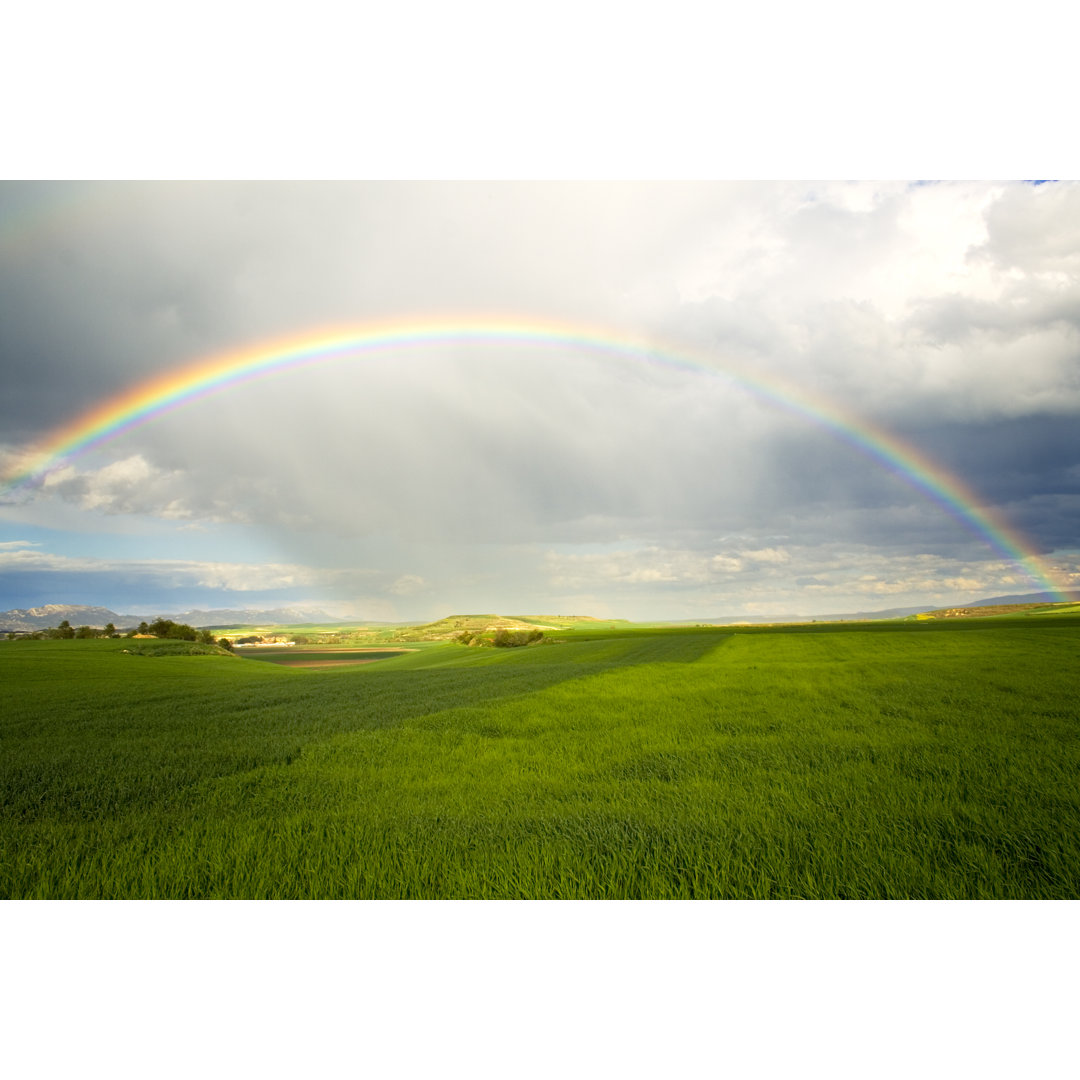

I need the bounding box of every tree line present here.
[12,619,233,649]
[455,628,544,647]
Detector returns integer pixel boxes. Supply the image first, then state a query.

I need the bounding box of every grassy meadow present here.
[3,616,1079,898]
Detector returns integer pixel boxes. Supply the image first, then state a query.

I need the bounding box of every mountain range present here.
[1,592,1077,633]
[0,604,345,632]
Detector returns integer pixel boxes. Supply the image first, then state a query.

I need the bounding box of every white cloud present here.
[541,542,1076,616]
[35,455,204,519]
[975,181,1080,274]
[742,547,790,565]
[387,574,426,596]
[0,546,338,592]
[710,555,743,573]
[545,545,796,590]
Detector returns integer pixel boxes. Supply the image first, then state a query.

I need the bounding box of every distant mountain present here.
[159,607,345,627]
[0,603,345,632]
[0,604,129,632]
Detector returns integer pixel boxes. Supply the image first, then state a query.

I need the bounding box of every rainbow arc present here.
[0,315,1068,602]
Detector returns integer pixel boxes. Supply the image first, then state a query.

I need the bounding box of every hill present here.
[368,614,608,642]
[678,604,932,626]
[915,600,1080,620]
[676,591,1080,626]
[962,591,1080,607]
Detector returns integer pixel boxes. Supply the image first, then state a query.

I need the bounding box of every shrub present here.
[455,628,544,647]
[493,629,543,647]
[122,641,229,657]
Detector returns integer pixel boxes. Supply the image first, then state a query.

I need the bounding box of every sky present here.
[1,180,1078,620]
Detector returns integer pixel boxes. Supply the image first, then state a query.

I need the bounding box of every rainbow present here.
[0,314,1069,601]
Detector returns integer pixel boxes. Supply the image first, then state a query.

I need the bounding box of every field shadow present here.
[320,630,734,732]
[1,632,734,825]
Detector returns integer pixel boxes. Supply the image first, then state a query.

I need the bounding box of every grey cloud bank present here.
[1,181,1078,618]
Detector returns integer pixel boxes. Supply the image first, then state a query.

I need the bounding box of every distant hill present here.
[915,602,1072,620]
[674,591,1080,626]
[674,604,932,626]
[376,614,586,642]
[154,606,344,628]
[960,591,1080,607]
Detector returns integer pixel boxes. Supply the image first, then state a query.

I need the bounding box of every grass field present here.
[3,617,1079,898]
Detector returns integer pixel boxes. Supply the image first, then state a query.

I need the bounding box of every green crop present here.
[3,621,1079,898]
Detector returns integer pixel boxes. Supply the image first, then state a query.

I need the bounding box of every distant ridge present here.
[675,605,930,626]
[672,591,1080,626]
[960,591,1080,607]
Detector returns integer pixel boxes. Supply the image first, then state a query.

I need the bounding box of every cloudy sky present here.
[1,180,1078,620]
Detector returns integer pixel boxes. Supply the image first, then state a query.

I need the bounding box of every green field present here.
[3,617,1079,898]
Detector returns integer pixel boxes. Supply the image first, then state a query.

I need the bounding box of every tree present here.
[54,620,75,639]
[104,623,116,637]
[148,618,197,641]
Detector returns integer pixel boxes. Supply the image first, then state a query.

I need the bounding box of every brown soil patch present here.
[926,603,1049,619]
[284,658,391,668]
[264,647,418,669]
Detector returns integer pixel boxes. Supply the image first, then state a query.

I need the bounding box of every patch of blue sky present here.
[0,569,316,614]
[0,514,283,565]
